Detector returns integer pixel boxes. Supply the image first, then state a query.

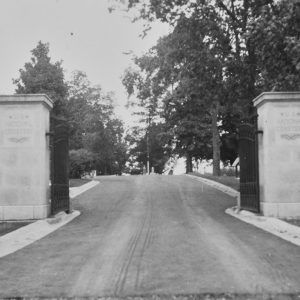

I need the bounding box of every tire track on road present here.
[113,198,148,295]
[113,221,144,294]
[113,189,155,295]
[134,198,154,290]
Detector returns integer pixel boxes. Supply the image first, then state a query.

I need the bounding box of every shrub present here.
[69,149,95,178]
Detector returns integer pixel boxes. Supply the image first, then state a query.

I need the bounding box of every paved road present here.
[0,175,299,297]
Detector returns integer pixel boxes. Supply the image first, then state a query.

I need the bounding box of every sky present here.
[0,0,169,125]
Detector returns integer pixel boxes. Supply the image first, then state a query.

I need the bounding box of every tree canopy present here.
[66,70,128,176]
[14,41,68,116]
[14,42,129,177]
[117,0,300,174]
[13,1,300,177]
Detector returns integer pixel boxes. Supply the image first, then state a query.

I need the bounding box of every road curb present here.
[0,180,98,258]
[186,174,300,247]
[226,207,300,247]
[0,210,80,258]
[185,174,240,198]
[70,180,99,199]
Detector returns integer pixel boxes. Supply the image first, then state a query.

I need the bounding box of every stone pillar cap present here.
[253,92,300,108]
[0,94,54,110]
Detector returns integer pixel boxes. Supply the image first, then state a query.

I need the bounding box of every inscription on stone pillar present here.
[2,110,34,147]
[275,109,300,144]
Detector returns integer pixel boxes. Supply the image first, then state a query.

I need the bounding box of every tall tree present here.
[66,70,128,176]
[66,70,92,149]
[13,41,68,116]
[249,0,300,91]
[122,10,230,175]
[126,122,169,174]
[122,56,164,173]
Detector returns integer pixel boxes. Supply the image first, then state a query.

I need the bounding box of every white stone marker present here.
[0,95,53,220]
[253,92,300,218]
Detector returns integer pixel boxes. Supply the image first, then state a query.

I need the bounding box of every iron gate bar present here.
[238,114,260,213]
[50,116,70,215]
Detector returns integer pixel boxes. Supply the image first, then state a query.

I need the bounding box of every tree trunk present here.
[185,152,193,174]
[211,103,221,176]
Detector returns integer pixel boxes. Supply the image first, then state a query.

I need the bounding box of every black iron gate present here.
[238,114,260,213]
[50,116,70,215]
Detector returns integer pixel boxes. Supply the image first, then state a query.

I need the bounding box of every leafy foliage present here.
[14,41,68,116]
[126,123,169,174]
[69,149,96,179]
[66,71,128,176]
[117,0,300,175]
[249,1,300,91]
[14,43,128,178]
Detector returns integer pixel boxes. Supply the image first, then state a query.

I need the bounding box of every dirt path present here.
[0,175,299,297]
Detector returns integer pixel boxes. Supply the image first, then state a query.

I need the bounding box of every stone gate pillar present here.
[253,92,300,218]
[0,95,53,220]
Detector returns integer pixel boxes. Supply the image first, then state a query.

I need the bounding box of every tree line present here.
[14,41,128,177]
[116,0,300,175]
[13,0,300,177]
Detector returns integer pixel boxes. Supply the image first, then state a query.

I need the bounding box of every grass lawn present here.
[189,172,240,191]
[282,219,300,227]
[69,178,92,188]
[0,222,32,237]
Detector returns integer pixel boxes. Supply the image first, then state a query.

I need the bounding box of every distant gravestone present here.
[254,92,300,218]
[0,95,53,220]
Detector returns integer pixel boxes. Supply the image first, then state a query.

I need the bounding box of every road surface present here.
[0,175,299,297]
